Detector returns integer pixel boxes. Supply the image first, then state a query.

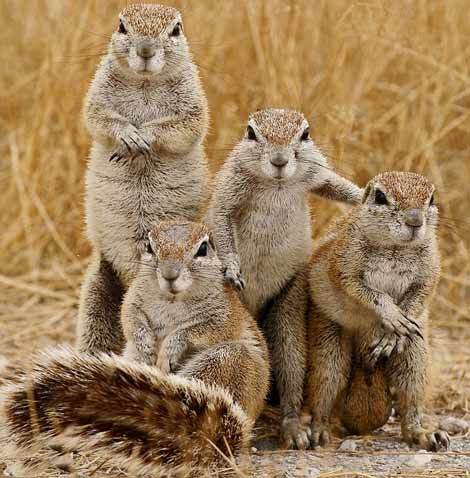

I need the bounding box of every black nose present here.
[404,208,424,228]
[137,44,155,59]
[270,153,288,168]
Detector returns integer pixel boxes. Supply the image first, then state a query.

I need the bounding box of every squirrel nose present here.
[160,261,181,281]
[404,208,424,228]
[270,153,289,168]
[137,43,156,59]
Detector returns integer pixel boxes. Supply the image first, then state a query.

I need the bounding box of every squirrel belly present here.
[1,347,252,476]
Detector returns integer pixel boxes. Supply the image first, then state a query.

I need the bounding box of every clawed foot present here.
[109,125,151,162]
[308,422,331,449]
[404,427,450,452]
[281,417,311,450]
[367,332,408,367]
[223,254,245,291]
[381,308,423,340]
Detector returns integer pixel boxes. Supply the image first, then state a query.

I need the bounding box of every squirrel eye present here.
[429,194,435,206]
[146,241,153,254]
[118,21,127,34]
[246,125,257,141]
[195,241,208,258]
[171,22,182,37]
[300,127,309,141]
[374,189,388,205]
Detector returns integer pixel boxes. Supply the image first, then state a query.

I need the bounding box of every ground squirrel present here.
[1,221,269,476]
[305,171,450,452]
[77,3,209,355]
[207,108,362,449]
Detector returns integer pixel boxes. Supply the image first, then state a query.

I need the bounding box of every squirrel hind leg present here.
[76,252,125,355]
[179,341,269,421]
[306,316,352,448]
[385,339,450,451]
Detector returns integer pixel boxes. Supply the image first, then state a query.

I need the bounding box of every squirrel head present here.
[359,171,438,246]
[143,221,221,299]
[234,108,328,182]
[110,4,189,77]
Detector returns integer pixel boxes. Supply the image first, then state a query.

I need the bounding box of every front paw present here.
[281,417,311,450]
[404,427,450,452]
[223,255,245,291]
[367,332,407,367]
[380,306,423,340]
[110,125,151,162]
[156,343,185,375]
[308,422,331,449]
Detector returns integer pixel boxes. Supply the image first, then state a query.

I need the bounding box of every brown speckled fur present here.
[305,172,450,452]
[76,4,209,356]
[121,4,179,37]
[207,108,362,449]
[0,348,252,477]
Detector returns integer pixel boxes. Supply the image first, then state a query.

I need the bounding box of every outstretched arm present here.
[208,168,247,290]
[313,171,363,204]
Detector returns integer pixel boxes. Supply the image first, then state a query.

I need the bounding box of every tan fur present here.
[1,222,269,476]
[122,221,270,422]
[207,108,362,449]
[77,4,209,355]
[305,171,450,451]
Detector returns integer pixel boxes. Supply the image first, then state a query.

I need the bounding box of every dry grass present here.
[0,0,469,475]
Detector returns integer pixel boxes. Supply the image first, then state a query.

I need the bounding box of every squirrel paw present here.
[367,332,407,367]
[308,422,331,449]
[380,307,423,340]
[110,125,151,162]
[404,427,450,452]
[281,417,311,450]
[224,256,245,291]
[156,343,185,375]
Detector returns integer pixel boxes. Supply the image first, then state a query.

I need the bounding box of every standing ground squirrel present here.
[207,108,362,448]
[77,3,209,355]
[1,221,269,476]
[305,171,450,451]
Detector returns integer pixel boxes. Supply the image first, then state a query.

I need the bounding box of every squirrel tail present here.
[0,346,252,476]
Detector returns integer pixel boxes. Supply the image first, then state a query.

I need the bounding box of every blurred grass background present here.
[0,0,468,414]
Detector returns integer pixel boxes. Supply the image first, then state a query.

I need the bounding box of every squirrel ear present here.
[208,231,216,252]
[362,183,372,203]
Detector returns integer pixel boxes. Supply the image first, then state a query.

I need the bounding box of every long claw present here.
[121,138,132,152]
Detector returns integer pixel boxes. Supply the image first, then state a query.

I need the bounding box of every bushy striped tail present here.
[0,347,252,476]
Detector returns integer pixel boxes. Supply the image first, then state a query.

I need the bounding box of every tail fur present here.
[0,346,252,476]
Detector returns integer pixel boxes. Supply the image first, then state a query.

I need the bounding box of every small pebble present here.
[339,439,357,451]
[406,451,432,467]
[439,416,469,435]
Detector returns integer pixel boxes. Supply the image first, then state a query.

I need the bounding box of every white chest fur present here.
[236,183,312,313]
[363,249,421,303]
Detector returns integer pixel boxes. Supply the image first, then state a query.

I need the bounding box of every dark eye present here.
[375,189,388,205]
[171,22,182,37]
[118,21,127,34]
[429,194,435,206]
[195,241,208,258]
[146,241,153,254]
[300,127,309,141]
[247,125,257,141]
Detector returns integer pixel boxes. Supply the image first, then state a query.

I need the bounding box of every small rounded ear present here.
[208,231,216,252]
[142,238,153,258]
[362,183,372,203]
